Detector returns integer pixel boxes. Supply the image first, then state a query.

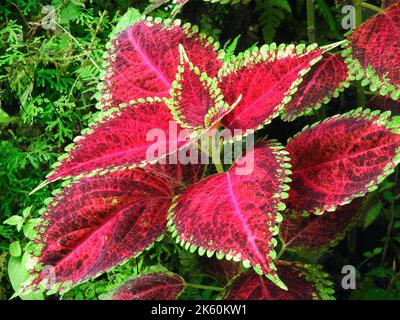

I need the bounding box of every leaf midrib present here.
[225,172,267,268]
[293,140,399,173]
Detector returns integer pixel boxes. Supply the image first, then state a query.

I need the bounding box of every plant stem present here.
[354,0,363,26]
[380,167,399,266]
[214,160,224,174]
[210,135,224,174]
[353,0,366,108]
[185,283,224,291]
[276,244,286,260]
[55,21,101,71]
[360,2,383,13]
[306,0,316,43]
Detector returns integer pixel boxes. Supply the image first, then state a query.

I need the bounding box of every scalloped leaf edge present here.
[218,43,324,143]
[287,107,400,215]
[167,140,293,291]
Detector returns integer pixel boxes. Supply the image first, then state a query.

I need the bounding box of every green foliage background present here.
[0,0,399,300]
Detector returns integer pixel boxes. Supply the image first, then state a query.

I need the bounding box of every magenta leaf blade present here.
[168,141,291,287]
[343,2,400,100]
[27,168,175,292]
[280,199,363,255]
[224,262,335,300]
[104,271,185,300]
[219,44,323,136]
[102,18,224,108]
[46,99,194,183]
[286,108,400,214]
[282,53,351,121]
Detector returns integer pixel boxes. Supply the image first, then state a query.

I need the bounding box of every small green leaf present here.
[373,247,383,255]
[366,267,395,279]
[363,251,373,258]
[23,219,40,240]
[8,254,44,300]
[379,181,396,192]
[383,191,394,202]
[363,203,382,229]
[4,215,24,232]
[22,206,32,218]
[110,8,142,39]
[3,215,24,226]
[9,241,21,257]
[0,107,12,125]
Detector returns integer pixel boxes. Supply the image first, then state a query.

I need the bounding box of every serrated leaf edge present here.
[218,43,323,142]
[287,107,400,215]
[167,140,292,291]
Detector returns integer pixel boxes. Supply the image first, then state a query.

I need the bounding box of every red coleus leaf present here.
[103,270,185,300]
[167,45,234,130]
[368,94,400,115]
[224,262,335,300]
[25,168,176,292]
[218,44,323,137]
[42,98,196,185]
[281,53,351,121]
[150,152,206,189]
[382,0,399,9]
[168,141,291,289]
[280,199,363,255]
[343,2,400,100]
[198,257,241,285]
[100,17,224,109]
[286,108,400,215]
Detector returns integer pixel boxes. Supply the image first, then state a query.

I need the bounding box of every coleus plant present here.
[20,2,400,300]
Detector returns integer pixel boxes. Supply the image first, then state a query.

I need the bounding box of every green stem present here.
[353,0,366,108]
[210,135,224,174]
[186,283,224,292]
[306,0,316,43]
[214,161,224,174]
[55,21,101,71]
[276,244,287,260]
[353,0,363,25]
[380,167,399,266]
[360,2,384,13]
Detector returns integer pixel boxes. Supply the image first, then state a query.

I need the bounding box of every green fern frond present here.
[315,0,341,38]
[224,35,241,61]
[255,0,292,42]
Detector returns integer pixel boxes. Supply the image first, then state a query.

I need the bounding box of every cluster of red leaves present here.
[23,3,400,300]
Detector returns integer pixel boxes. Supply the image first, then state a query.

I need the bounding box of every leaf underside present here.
[280,199,363,255]
[282,53,350,121]
[219,44,323,136]
[286,108,400,215]
[198,256,241,285]
[168,142,290,287]
[27,168,176,292]
[105,272,186,300]
[343,2,400,100]
[224,262,335,300]
[367,94,400,116]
